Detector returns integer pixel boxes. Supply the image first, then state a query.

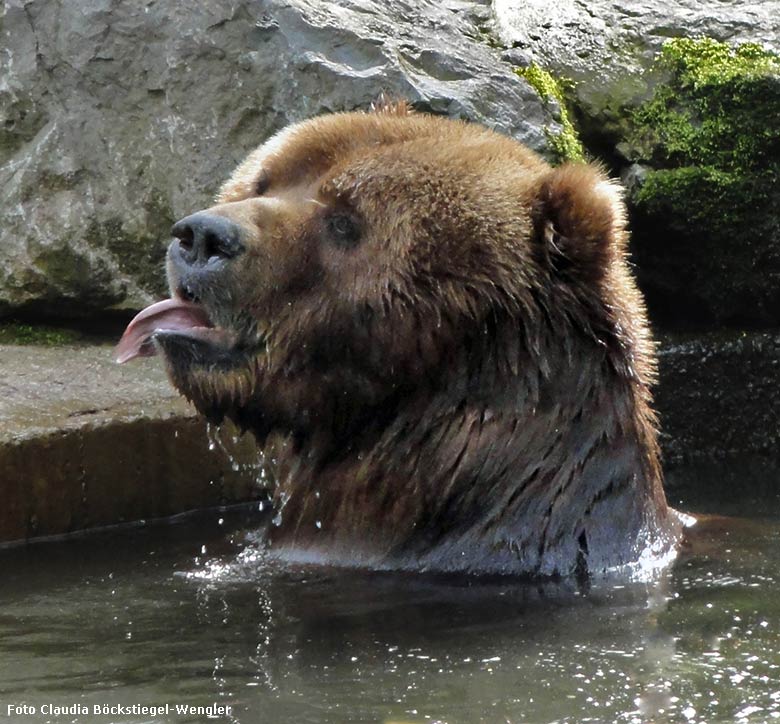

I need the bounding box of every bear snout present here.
[170,212,245,265]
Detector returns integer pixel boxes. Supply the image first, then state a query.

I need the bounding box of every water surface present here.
[0,459,779,724]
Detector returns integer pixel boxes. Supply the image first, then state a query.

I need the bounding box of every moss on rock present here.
[515,64,584,164]
[0,322,81,346]
[625,38,780,328]
[631,38,779,175]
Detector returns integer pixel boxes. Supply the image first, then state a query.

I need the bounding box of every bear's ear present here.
[534,164,628,285]
[370,94,412,116]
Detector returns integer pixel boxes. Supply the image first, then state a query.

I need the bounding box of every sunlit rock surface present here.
[492,0,780,115]
[0,342,260,543]
[493,3,780,330]
[0,0,553,317]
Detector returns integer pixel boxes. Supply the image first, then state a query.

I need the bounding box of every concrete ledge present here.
[1,330,775,542]
[0,342,261,543]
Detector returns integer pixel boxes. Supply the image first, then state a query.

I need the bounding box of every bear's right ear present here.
[534,164,628,286]
[370,94,412,116]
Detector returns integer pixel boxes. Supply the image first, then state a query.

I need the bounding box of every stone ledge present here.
[1,330,775,542]
[0,343,261,543]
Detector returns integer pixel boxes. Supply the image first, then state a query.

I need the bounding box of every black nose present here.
[171,212,245,263]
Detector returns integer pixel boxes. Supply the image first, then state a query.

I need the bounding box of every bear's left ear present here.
[534,164,628,285]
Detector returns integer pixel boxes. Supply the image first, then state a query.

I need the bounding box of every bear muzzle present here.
[167,212,246,303]
[115,212,250,365]
[171,211,245,264]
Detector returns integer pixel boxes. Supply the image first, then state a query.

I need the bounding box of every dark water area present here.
[1,459,779,724]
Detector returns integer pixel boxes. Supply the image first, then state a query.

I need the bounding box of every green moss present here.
[629,37,780,219]
[636,166,773,229]
[625,37,780,327]
[515,65,585,164]
[0,322,81,346]
[661,37,780,89]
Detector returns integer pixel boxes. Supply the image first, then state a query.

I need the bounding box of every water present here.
[0,460,779,724]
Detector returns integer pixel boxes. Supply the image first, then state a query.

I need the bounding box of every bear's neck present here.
[259,315,679,578]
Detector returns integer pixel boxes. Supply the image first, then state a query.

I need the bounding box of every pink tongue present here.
[115,298,213,364]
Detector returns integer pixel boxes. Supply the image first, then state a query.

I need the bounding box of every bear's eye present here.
[325,213,361,248]
[255,170,270,196]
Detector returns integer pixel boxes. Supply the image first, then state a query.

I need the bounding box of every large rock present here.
[0,0,553,318]
[617,37,780,329]
[0,342,261,542]
[492,0,780,117]
[493,2,780,330]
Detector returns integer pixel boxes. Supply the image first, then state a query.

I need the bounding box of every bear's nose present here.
[171,212,245,264]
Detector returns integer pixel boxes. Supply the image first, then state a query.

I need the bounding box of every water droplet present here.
[315,520,322,529]
[272,512,282,527]
[206,421,243,470]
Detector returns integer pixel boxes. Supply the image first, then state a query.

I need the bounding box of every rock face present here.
[1,0,776,475]
[492,0,780,116]
[493,1,780,331]
[623,39,780,330]
[0,342,261,543]
[6,0,775,330]
[0,0,553,318]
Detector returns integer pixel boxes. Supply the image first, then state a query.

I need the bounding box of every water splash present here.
[206,422,235,463]
[205,422,270,490]
[271,490,290,528]
[613,510,697,583]
[179,528,274,585]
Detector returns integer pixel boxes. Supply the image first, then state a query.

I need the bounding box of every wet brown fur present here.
[159,105,680,577]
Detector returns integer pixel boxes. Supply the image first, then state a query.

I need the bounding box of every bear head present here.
[117,103,680,577]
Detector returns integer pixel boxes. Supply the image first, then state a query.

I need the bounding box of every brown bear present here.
[117,102,682,578]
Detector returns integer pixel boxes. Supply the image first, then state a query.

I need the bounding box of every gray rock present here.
[500,47,533,68]
[494,0,780,331]
[492,0,780,113]
[0,342,261,542]
[0,0,555,318]
[619,163,648,197]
